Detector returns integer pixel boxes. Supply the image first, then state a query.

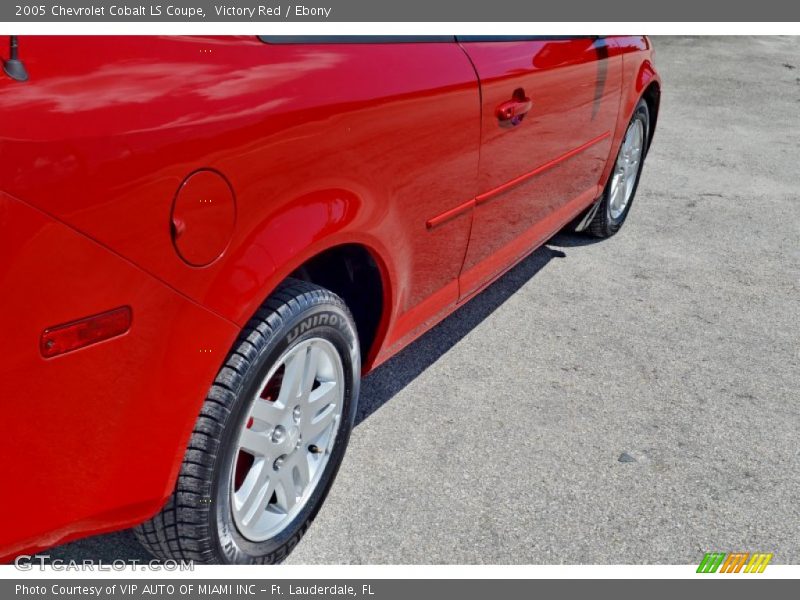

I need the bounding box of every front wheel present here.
[588,98,650,238]
[135,279,360,564]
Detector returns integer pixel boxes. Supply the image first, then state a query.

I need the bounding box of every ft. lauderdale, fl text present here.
[270,584,375,596]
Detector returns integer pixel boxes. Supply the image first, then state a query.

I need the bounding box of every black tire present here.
[134,278,360,564]
[588,98,650,238]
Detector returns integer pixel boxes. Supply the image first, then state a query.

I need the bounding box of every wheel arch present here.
[288,242,391,367]
[634,59,661,154]
[243,236,396,374]
[640,80,661,153]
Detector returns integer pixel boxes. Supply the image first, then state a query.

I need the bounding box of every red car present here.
[0,35,660,564]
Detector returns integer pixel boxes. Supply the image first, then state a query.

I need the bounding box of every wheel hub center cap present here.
[285,426,301,450]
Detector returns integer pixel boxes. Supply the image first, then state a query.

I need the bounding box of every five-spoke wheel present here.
[587,97,650,238]
[608,117,644,221]
[231,338,344,541]
[135,279,360,564]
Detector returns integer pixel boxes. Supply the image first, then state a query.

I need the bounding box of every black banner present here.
[5,579,799,600]
[2,0,800,22]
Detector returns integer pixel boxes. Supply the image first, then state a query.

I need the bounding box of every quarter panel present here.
[0,193,239,561]
[0,37,481,365]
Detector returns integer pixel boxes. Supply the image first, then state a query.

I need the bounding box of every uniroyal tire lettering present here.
[287,312,345,343]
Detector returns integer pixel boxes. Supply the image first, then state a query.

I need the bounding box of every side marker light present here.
[40,306,132,358]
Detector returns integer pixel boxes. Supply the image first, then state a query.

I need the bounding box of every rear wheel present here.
[135,279,360,564]
[588,98,650,238]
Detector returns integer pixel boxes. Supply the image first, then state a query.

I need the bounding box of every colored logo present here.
[697,552,773,573]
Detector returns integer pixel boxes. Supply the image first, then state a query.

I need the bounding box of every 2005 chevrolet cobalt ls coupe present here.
[0,35,659,564]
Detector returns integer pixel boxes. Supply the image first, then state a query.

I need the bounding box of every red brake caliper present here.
[233,366,284,491]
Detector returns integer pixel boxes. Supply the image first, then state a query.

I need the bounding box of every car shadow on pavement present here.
[546,231,604,248]
[42,239,577,564]
[355,241,570,425]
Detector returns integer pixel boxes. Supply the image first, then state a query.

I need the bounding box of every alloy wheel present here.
[230,337,345,541]
[608,118,645,220]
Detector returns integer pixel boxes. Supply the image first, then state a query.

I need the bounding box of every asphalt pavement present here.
[46,36,800,564]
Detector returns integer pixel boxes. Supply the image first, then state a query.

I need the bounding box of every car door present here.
[457,37,623,297]
[248,37,483,358]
